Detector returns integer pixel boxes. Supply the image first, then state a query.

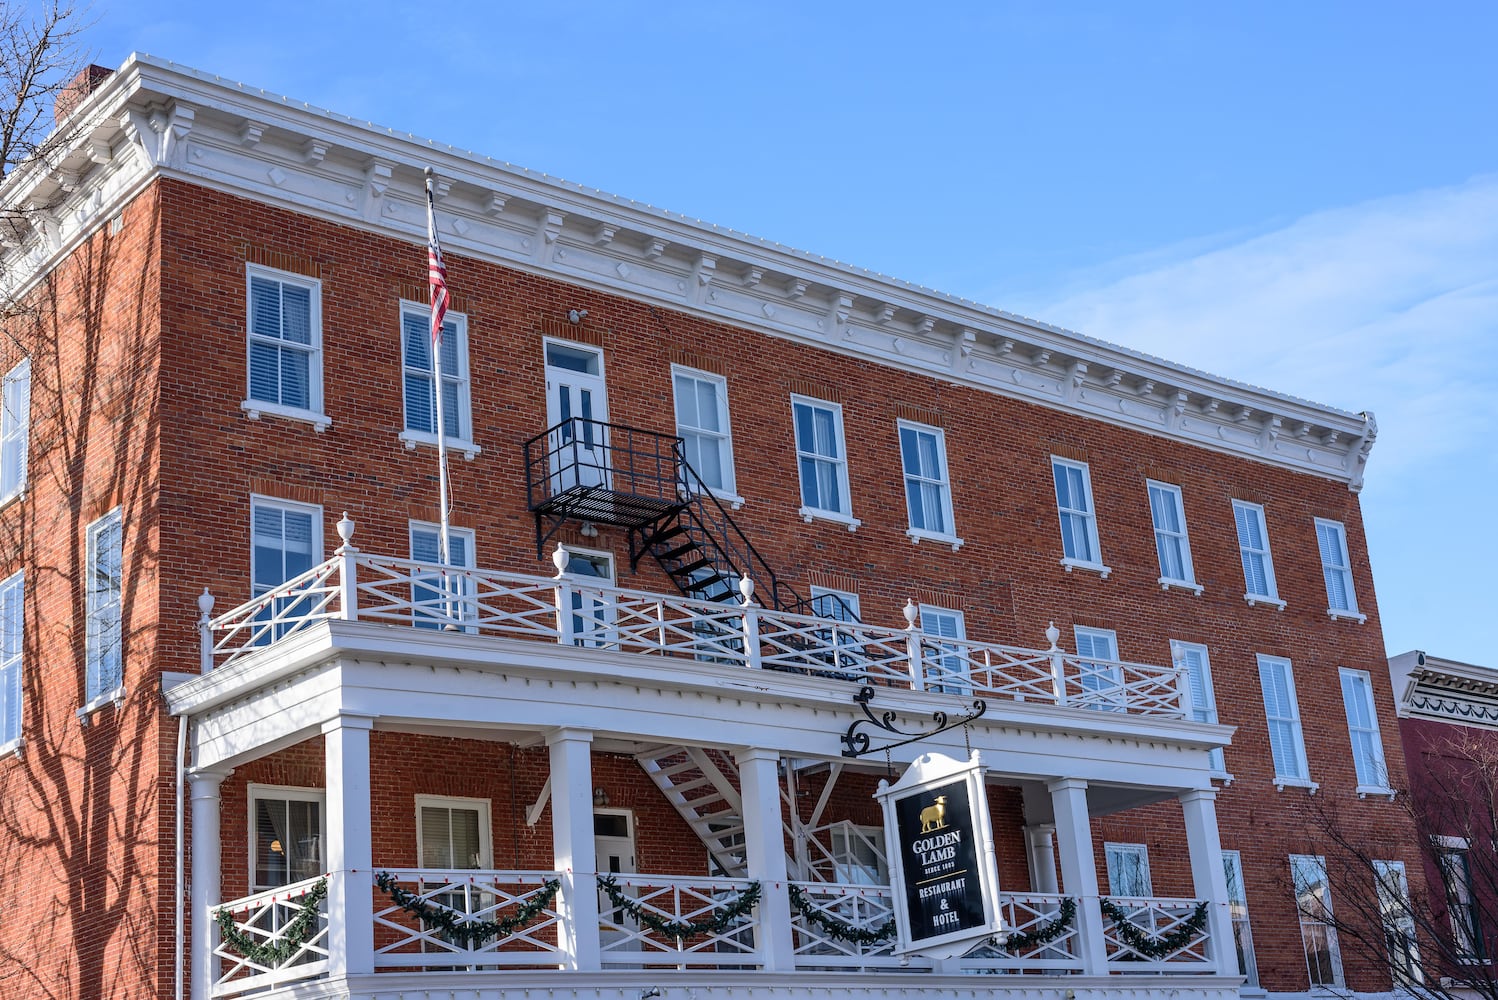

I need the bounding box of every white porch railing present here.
[596,873,761,967]
[371,869,564,968]
[788,881,904,970]
[199,518,1188,720]
[1101,896,1213,971]
[965,891,1085,972]
[211,874,330,997]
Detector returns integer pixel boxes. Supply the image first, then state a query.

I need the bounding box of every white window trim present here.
[1233,499,1283,609]
[1147,480,1201,594]
[80,508,124,722]
[409,520,479,632]
[247,783,326,891]
[1104,841,1154,897]
[672,365,740,506]
[398,300,480,460]
[559,544,617,647]
[242,264,330,431]
[0,358,31,508]
[808,586,861,622]
[1315,518,1365,623]
[919,604,969,694]
[1074,625,1125,711]
[1259,653,1316,792]
[1172,639,1232,781]
[0,569,22,756]
[792,395,859,528]
[1290,853,1345,988]
[1052,456,1110,577]
[897,420,963,551]
[1340,667,1393,797]
[415,794,493,869]
[249,494,325,595]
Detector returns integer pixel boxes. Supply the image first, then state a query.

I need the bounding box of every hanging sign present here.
[875,750,1000,957]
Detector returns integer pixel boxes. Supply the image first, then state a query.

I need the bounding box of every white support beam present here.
[548,727,600,971]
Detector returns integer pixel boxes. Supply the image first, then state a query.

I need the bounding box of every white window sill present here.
[1059,557,1111,579]
[1274,777,1319,794]
[1357,784,1397,801]
[799,506,861,531]
[1158,576,1203,595]
[1212,771,1235,786]
[0,485,24,512]
[77,686,125,725]
[1244,593,1286,610]
[907,528,964,552]
[241,399,332,432]
[694,486,745,511]
[1327,607,1367,624]
[0,736,21,758]
[398,429,481,461]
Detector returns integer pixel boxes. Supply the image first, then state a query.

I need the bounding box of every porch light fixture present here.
[593,787,608,808]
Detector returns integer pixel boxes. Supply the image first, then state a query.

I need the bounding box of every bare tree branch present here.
[0,1,93,177]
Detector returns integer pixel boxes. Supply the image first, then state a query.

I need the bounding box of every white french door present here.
[544,341,610,492]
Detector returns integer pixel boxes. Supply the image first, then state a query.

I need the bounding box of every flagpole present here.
[424,167,455,623]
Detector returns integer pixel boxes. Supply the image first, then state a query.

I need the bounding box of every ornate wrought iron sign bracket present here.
[840,685,987,758]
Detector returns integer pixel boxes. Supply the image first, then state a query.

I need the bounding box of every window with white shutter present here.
[673,367,737,498]
[1316,519,1363,620]
[0,359,30,504]
[410,521,477,630]
[245,265,324,424]
[250,497,323,643]
[1075,626,1123,711]
[417,796,491,870]
[1052,458,1106,573]
[920,605,968,694]
[1172,640,1225,773]
[1258,654,1312,786]
[1148,480,1198,591]
[0,570,22,750]
[250,785,325,891]
[1340,668,1389,792]
[85,509,123,704]
[400,304,473,455]
[1233,501,1282,607]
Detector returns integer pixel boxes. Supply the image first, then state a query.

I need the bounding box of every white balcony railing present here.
[371,868,564,968]
[1100,895,1213,970]
[211,874,330,997]
[199,517,1188,720]
[596,873,761,967]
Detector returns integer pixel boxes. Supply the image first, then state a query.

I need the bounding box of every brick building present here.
[0,55,1416,1000]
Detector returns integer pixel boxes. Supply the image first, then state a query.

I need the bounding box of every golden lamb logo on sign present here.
[919,795,947,833]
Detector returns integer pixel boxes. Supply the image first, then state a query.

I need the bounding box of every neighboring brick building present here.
[0,55,1415,1000]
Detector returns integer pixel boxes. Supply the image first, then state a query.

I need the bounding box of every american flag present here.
[426,181,449,345]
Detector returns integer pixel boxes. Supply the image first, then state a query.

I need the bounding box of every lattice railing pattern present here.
[1101,895,1213,969]
[211,875,329,997]
[202,528,1187,719]
[371,868,563,967]
[788,881,900,968]
[963,892,1083,971]
[597,874,760,965]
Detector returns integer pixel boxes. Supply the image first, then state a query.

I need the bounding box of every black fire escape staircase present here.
[523,417,856,621]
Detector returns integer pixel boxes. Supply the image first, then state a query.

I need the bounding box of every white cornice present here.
[3,54,1378,488]
[1389,649,1498,727]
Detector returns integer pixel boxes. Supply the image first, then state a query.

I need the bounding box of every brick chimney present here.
[54,64,114,125]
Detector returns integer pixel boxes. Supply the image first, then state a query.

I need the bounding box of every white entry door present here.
[544,341,609,492]
[596,809,638,948]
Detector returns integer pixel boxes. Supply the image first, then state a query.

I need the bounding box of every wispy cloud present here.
[1020,175,1498,482]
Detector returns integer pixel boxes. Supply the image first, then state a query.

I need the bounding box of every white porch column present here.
[1048,777,1108,975]
[1180,788,1238,977]
[734,747,795,972]
[548,727,600,971]
[1024,823,1059,894]
[189,767,230,1000]
[323,714,375,977]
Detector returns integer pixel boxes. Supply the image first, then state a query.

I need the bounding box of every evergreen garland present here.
[374,871,560,947]
[1099,899,1209,959]
[786,883,896,944]
[214,877,328,969]
[994,896,1076,952]
[597,874,760,940]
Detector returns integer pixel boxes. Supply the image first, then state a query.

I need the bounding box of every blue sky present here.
[90,2,1498,664]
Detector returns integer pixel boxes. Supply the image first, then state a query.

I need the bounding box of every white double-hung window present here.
[85,509,124,706]
[673,367,736,499]
[250,785,325,891]
[1339,668,1389,793]
[1233,500,1282,607]
[1075,626,1123,710]
[1258,654,1313,789]
[1291,854,1344,987]
[1105,843,1153,896]
[410,521,477,630]
[1172,640,1225,773]
[400,304,475,457]
[250,497,322,642]
[1052,457,1107,575]
[899,421,960,548]
[245,265,325,426]
[919,605,968,694]
[1147,480,1198,592]
[0,359,30,504]
[793,396,856,525]
[1316,519,1363,621]
[0,570,22,751]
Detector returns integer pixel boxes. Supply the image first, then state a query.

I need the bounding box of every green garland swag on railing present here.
[214,877,328,968]
[374,871,560,947]
[995,896,1076,952]
[597,874,760,940]
[1099,899,1209,959]
[786,883,895,944]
